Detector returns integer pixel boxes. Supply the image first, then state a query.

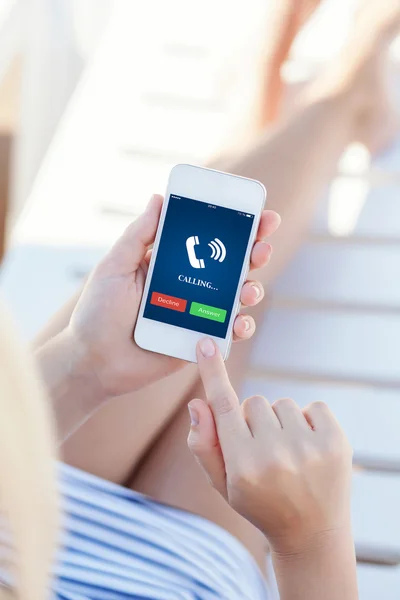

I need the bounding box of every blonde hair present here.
[0,301,58,599]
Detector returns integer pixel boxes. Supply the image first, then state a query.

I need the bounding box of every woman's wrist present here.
[270,523,353,560]
[271,525,358,600]
[62,327,109,405]
[35,328,108,442]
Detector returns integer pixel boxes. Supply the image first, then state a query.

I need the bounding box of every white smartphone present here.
[134,164,266,362]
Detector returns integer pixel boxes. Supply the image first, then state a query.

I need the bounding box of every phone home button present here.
[150,292,187,312]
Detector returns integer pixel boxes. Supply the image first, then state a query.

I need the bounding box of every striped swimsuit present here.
[54,463,270,599]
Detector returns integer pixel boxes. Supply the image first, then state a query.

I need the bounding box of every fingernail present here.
[199,337,215,358]
[251,283,262,300]
[188,403,199,427]
[243,317,251,331]
[262,242,273,254]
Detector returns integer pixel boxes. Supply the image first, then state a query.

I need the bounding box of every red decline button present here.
[150,291,187,312]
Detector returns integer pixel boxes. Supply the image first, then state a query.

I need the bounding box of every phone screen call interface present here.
[144,195,255,338]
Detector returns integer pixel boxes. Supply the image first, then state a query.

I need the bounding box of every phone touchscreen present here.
[143,195,255,339]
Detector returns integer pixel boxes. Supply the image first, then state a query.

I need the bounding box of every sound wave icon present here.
[208,238,226,263]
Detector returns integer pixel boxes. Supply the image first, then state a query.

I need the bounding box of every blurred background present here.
[0,0,400,597]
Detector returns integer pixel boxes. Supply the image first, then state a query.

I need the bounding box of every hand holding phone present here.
[67,172,280,400]
[188,339,357,600]
[135,164,268,362]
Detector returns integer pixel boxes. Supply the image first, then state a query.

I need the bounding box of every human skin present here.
[187,337,357,600]
[35,195,280,442]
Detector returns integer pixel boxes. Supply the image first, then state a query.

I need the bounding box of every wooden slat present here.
[267,559,400,600]
[357,564,400,599]
[120,105,226,163]
[372,136,400,178]
[138,50,222,107]
[9,0,243,247]
[90,154,173,219]
[0,0,22,84]
[251,308,400,385]
[312,180,400,240]
[241,378,400,469]
[0,245,105,339]
[352,472,400,556]
[273,242,400,310]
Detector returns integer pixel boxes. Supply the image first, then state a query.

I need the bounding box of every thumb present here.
[99,194,163,277]
[187,398,227,498]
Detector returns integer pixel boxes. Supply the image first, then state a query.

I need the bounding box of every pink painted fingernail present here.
[199,337,215,358]
[251,283,262,299]
[243,317,251,331]
[261,241,273,253]
[188,403,199,427]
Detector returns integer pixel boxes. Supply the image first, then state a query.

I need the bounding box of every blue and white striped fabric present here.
[54,463,270,600]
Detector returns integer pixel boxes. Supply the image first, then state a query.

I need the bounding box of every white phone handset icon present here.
[186,236,205,269]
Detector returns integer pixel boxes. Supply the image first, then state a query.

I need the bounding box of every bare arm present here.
[33,199,279,442]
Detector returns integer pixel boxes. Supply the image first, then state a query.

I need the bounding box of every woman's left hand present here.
[67,193,281,400]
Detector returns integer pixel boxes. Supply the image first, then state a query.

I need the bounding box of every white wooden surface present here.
[352,472,400,556]
[313,180,400,239]
[1,244,104,338]
[252,309,400,385]
[11,0,112,219]
[0,0,22,81]
[357,565,400,600]
[1,1,400,597]
[273,242,400,309]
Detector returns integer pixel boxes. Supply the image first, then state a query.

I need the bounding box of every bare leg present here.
[223,1,400,284]
[232,0,322,141]
[39,2,400,484]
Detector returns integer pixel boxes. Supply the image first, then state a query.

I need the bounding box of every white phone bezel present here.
[134,164,266,362]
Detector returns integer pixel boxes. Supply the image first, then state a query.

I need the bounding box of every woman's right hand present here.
[187,337,354,557]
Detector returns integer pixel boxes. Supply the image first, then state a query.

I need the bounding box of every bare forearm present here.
[34,330,106,443]
[272,528,358,600]
[223,84,358,283]
[33,290,81,349]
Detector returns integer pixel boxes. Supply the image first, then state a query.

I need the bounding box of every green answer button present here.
[190,301,227,323]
